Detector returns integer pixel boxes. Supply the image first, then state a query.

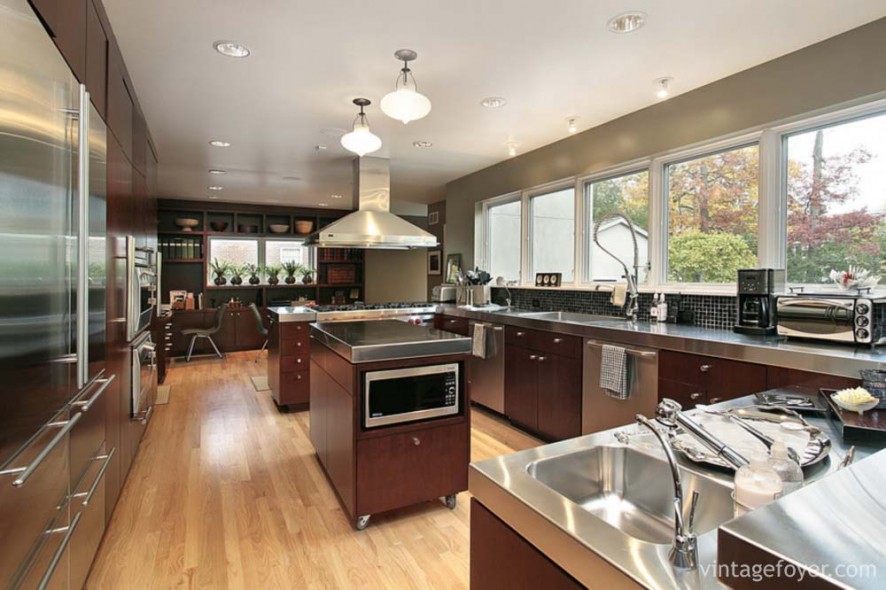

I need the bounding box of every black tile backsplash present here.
[491,287,737,330]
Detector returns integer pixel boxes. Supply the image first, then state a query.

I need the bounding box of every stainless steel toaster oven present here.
[776,294,886,348]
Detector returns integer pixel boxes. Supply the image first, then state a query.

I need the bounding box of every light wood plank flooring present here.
[87,352,541,589]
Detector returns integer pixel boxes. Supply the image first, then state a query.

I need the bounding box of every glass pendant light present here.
[381,49,431,124]
[340,98,382,157]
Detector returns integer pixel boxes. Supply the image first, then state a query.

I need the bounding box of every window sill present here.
[497,283,737,297]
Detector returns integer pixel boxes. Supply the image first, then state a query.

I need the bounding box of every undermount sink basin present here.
[526,445,735,544]
[515,311,610,323]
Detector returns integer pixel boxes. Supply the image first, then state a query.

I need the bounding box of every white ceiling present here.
[104,0,886,212]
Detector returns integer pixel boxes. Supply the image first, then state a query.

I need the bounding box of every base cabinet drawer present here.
[280,355,309,373]
[435,315,469,336]
[273,371,310,406]
[357,421,469,516]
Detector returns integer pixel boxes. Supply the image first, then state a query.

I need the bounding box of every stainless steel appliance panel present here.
[468,321,505,413]
[131,333,156,421]
[126,237,156,342]
[69,442,112,590]
[85,102,107,384]
[582,340,658,435]
[364,363,459,428]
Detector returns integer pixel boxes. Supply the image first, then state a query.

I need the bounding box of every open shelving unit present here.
[158,199,365,308]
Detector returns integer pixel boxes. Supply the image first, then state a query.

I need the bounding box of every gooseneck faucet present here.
[655,399,749,470]
[635,414,700,570]
[593,211,641,321]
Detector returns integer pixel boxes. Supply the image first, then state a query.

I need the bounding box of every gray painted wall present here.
[425,200,446,299]
[445,18,886,269]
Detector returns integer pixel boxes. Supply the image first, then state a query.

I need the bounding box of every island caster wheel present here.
[443,494,457,510]
[355,515,371,531]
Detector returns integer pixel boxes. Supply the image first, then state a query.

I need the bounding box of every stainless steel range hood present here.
[304,157,437,249]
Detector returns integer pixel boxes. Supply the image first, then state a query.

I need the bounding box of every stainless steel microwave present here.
[363,363,459,429]
[776,295,886,347]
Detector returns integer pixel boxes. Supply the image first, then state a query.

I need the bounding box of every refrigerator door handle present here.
[72,374,115,413]
[76,85,90,388]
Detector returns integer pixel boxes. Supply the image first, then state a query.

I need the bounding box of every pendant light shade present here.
[341,98,382,157]
[380,49,431,124]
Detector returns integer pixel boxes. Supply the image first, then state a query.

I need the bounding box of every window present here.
[207,237,313,284]
[584,170,649,282]
[665,144,759,283]
[784,111,886,284]
[530,187,575,282]
[486,199,522,281]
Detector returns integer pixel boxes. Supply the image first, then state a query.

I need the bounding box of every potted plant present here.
[266,264,282,285]
[210,258,229,286]
[247,263,261,285]
[230,264,245,286]
[298,264,315,285]
[282,260,299,285]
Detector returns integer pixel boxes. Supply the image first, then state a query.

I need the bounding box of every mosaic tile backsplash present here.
[491,287,738,330]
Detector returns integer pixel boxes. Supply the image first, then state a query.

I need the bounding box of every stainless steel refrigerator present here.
[0,0,113,587]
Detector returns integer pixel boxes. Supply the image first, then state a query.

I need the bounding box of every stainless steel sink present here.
[515,311,611,323]
[526,445,735,544]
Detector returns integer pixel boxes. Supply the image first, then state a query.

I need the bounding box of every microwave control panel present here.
[444,372,458,406]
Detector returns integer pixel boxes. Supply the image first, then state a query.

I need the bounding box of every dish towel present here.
[611,284,627,307]
[600,345,629,399]
[472,323,488,359]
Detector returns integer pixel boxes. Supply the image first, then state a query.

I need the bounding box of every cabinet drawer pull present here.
[528,354,537,361]
[38,511,83,590]
[1,413,82,487]
[516,331,525,337]
[690,392,702,400]
[537,356,546,362]
[296,358,303,364]
[296,342,303,347]
[73,375,115,413]
[553,338,563,344]
[709,397,723,404]
[412,437,421,446]
[76,448,115,507]
[700,364,712,373]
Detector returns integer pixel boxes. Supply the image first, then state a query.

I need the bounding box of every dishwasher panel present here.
[468,322,505,413]
[582,339,658,434]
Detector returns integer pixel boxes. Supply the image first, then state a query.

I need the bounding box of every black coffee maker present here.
[734,269,784,335]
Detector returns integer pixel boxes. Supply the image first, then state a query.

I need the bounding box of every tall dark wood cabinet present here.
[30,0,87,81]
[85,0,107,115]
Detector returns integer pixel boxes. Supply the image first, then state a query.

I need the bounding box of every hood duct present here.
[304,157,437,249]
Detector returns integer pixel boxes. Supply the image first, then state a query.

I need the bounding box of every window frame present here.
[473,95,886,295]
[206,235,314,286]
[526,178,579,286]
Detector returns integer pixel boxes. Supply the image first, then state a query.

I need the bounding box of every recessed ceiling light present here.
[213,40,250,58]
[566,117,578,134]
[209,169,226,175]
[208,185,224,191]
[607,11,647,34]
[481,97,507,109]
[506,142,518,157]
[209,140,231,147]
[412,140,433,148]
[654,77,673,100]
[321,127,348,137]
[318,203,329,207]
[330,194,343,199]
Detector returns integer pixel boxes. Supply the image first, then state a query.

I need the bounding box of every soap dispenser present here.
[767,441,804,494]
[734,452,783,516]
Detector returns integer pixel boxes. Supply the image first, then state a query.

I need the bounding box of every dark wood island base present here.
[309,336,471,530]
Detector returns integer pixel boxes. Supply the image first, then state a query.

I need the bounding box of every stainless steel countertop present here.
[439,304,886,379]
[310,320,471,363]
[268,306,317,322]
[468,395,882,588]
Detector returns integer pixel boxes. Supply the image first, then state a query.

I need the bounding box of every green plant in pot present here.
[210,258,230,286]
[265,264,282,285]
[298,264,315,285]
[246,263,261,285]
[281,261,299,285]
[229,263,245,286]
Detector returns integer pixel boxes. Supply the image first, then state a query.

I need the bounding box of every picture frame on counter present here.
[446,253,461,284]
[428,250,442,275]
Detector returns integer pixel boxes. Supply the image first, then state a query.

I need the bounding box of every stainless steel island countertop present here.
[310,319,471,363]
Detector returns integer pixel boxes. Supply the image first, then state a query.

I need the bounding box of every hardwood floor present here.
[87,352,542,589]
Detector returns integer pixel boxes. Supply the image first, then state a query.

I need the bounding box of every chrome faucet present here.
[635,414,700,570]
[593,211,641,321]
[655,399,749,470]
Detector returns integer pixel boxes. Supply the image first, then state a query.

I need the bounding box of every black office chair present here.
[183,303,227,362]
[249,303,269,363]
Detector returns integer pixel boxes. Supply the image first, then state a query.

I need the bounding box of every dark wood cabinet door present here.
[132,109,147,176]
[659,378,706,409]
[437,316,469,336]
[704,358,767,404]
[504,344,538,432]
[132,170,147,248]
[32,0,87,82]
[212,310,238,351]
[106,42,132,160]
[85,0,107,117]
[536,353,582,441]
[235,309,266,350]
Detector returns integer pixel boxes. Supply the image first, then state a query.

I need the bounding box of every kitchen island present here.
[309,319,472,529]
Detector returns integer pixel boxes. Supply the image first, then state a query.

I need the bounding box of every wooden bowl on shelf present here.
[238,224,258,234]
[269,224,290,234]
[209,221,229,232]
[175,218,200,231]
[295,220,314,234]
